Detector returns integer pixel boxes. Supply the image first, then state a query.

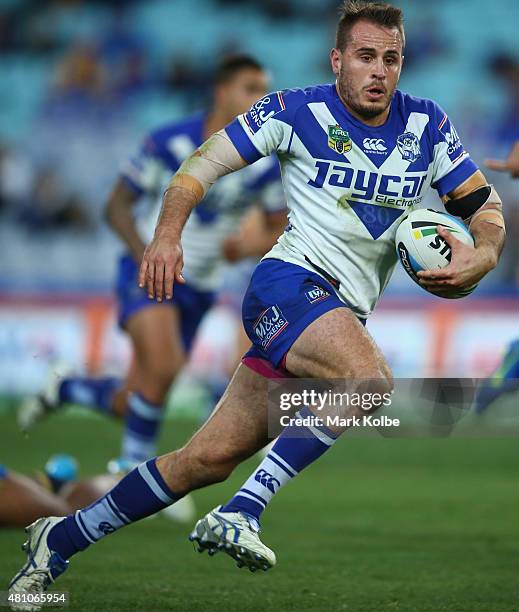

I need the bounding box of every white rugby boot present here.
[189,506,276,572]
[8,517,69,611]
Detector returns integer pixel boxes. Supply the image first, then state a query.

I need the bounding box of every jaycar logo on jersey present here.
[305,285,331,304]
[363,138,387,154]
[308,160,428,207]
[253,305,288,349]
[244,92,285,134]
[396,132,422,163]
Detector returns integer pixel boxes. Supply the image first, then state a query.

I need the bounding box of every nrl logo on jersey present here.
[328,124,352,155]
[396,132,422,163]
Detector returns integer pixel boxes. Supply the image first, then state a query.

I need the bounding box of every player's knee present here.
[360,375,394,415]
[333,359,393,415]
[334,361,393,390]
[379,359,394,392]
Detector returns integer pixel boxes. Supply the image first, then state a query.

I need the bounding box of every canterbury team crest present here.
[328,124,352,155]
[396,132,421,162]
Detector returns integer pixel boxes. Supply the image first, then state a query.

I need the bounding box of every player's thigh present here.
[125,304,185,378]
[285,307,390,381]
[0,473,70,526]
[158,363,270,484]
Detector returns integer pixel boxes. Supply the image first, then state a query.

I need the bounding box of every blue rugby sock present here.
[58,376,120,415]
[221,407,337,521]
[47,458,179,560]
[121,393,163,462]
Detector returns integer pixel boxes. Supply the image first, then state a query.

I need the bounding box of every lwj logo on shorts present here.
[305,285,331,304]
[253,305,288,349]
[328,124,352,155]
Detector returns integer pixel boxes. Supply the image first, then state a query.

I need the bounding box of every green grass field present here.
[1,408,519,612]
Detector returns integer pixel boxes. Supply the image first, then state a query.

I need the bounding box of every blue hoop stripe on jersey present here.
[433,157,478,197]
[225,119,263,164]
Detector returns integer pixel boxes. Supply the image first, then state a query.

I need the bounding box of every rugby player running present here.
[9,2,505,604]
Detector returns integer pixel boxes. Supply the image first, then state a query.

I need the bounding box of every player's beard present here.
[337,69,393,121]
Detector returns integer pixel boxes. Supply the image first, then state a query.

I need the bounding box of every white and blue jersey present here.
[120,113,285,292]
[226,84,478,318]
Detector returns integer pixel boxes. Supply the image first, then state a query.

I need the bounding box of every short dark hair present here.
[335,1,405,51]
[214,54,264,85]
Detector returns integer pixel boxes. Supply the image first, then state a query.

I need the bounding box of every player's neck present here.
[203,109,230,140]
[335,83,390,127]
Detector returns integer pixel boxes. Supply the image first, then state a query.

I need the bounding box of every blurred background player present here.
[0,455,119,528]
[18,55,286,472]
[474,141,519,412]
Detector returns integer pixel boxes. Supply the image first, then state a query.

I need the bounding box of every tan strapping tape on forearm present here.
[469,209,505,230]
[167,130,247,200]
[169,174,204,201]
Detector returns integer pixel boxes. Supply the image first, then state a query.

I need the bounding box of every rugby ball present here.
[395,209,477,299]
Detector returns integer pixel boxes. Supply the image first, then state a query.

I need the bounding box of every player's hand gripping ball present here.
[395,209,477,299]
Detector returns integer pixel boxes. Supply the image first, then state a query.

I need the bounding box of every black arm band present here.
[444,185,491,220]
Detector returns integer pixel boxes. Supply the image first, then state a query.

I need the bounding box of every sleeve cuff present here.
[225,118,263,164]
[433,156,478,197]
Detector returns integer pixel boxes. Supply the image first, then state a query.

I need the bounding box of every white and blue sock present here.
[47,458,179,560]
[221,407,337,521]
[122,393,164,462]
[58,376,120,415]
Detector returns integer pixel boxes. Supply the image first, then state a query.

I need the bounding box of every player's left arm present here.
[418,169,506,292]
[222,208,287,262]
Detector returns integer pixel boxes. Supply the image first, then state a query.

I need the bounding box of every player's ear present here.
[330,48,341,76]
